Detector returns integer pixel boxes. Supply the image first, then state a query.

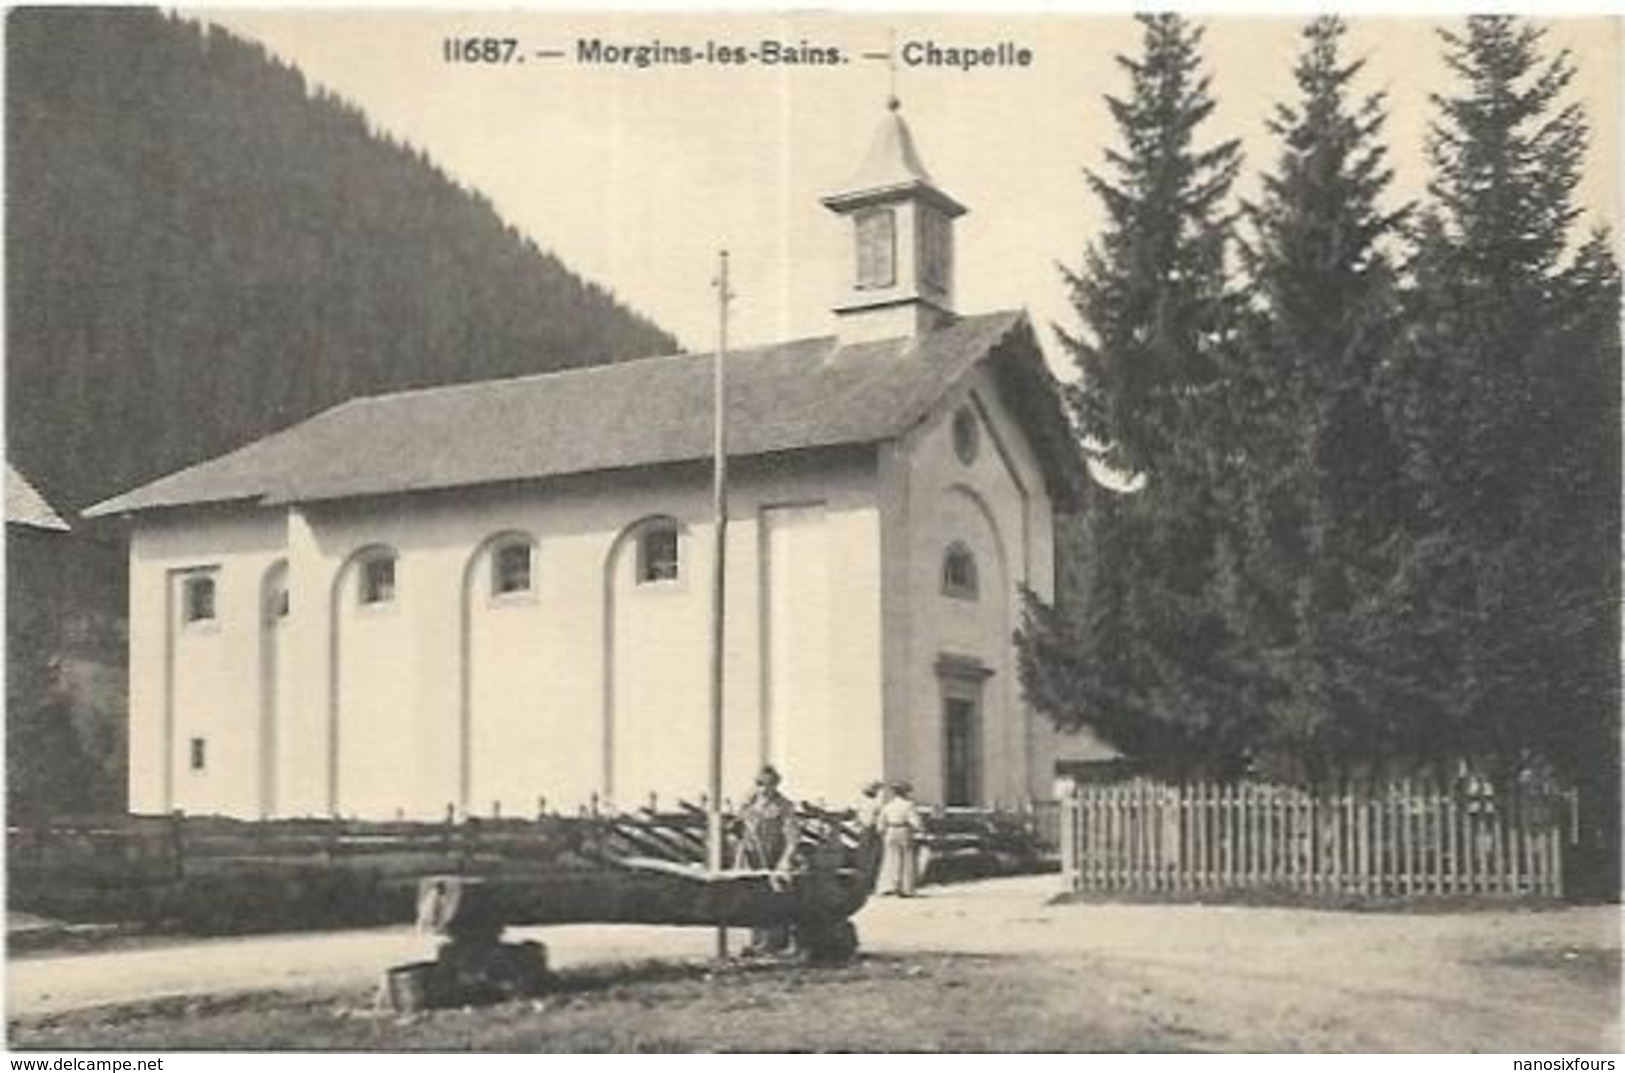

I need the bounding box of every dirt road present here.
[9,877,1619,1051]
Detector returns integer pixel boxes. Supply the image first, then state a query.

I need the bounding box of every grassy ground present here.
[10,878,1618,1051]
[9,954,1204,1052]
[14,938,1617,1052]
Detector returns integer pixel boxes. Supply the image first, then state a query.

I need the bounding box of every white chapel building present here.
[89,101,1092,820]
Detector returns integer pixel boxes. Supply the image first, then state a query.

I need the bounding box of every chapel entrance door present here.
[943,695,981,807]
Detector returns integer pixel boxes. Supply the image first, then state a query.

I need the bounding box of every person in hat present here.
[734,765,801,955]
[854,779,892,884]
[856,779,891,831]
[875,780,924,896]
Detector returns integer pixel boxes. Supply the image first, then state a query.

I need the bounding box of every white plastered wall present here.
[883,357,1068,805]
[127,509,290,816]
[126,450,886,819]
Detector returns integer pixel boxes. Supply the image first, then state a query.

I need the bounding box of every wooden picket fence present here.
[1059,779,1574,899]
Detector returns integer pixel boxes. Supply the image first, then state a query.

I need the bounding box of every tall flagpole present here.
[708,250,733,959]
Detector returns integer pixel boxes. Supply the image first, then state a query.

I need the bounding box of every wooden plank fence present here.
[4,801,875,890]
[8,799,1056,895]
[5,803,883,932]
[1058,780,1573,899]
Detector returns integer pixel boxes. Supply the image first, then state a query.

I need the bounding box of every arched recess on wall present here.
[258,559,289,818]
[602,514,694,806]
[460,529,539,816]
[939,483,1017,805]
[943,483,1010,596]
[327,542,400,817]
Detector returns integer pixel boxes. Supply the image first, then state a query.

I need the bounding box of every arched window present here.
[952,406,980,465]
[358,551,397,606]
[491,540,534,597]
[182,572,218,624]
[264,561,290,621]
[637,521,681,584]
[942,543,979,600]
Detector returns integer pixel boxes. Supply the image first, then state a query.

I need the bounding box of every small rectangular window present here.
[360,557,396,606]
[855,208,896,289]
[189,737,207,772]
[919,206,952,295]
[493,543,533,596]
[182,574,217,624]
[639,527,680,584]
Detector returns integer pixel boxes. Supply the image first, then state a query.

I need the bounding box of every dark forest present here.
[6,8,678,520]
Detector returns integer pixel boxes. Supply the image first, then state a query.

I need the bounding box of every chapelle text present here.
[900,40,1034,71]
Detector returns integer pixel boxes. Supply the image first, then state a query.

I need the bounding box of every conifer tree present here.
[1380,17,1619,854]
[4,599,85,820]
[1017,14,1250,776]
[1225,17,1410,783]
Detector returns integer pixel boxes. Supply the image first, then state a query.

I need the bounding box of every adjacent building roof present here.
[6,464,70,531]
[87,310,1079,518]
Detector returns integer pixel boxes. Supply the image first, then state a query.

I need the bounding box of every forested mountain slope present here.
[7,7,677,518]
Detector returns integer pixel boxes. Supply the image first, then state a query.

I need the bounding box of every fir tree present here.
[1381,17,1619,871]
[4,589,84,821]
[1226,17,1411,783]
[1017,14,1250,777]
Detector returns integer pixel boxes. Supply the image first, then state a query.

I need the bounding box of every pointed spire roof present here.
[822,98,967,217]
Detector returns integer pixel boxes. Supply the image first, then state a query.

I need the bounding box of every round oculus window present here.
[952,407,979,465]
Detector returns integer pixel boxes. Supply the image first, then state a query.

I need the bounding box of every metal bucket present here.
[381,960,436,1013]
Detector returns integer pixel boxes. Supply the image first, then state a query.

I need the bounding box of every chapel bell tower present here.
[822,97,967,344]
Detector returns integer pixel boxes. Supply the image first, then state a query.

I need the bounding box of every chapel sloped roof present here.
[6,464,70,530]
[87,309,1077,517]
